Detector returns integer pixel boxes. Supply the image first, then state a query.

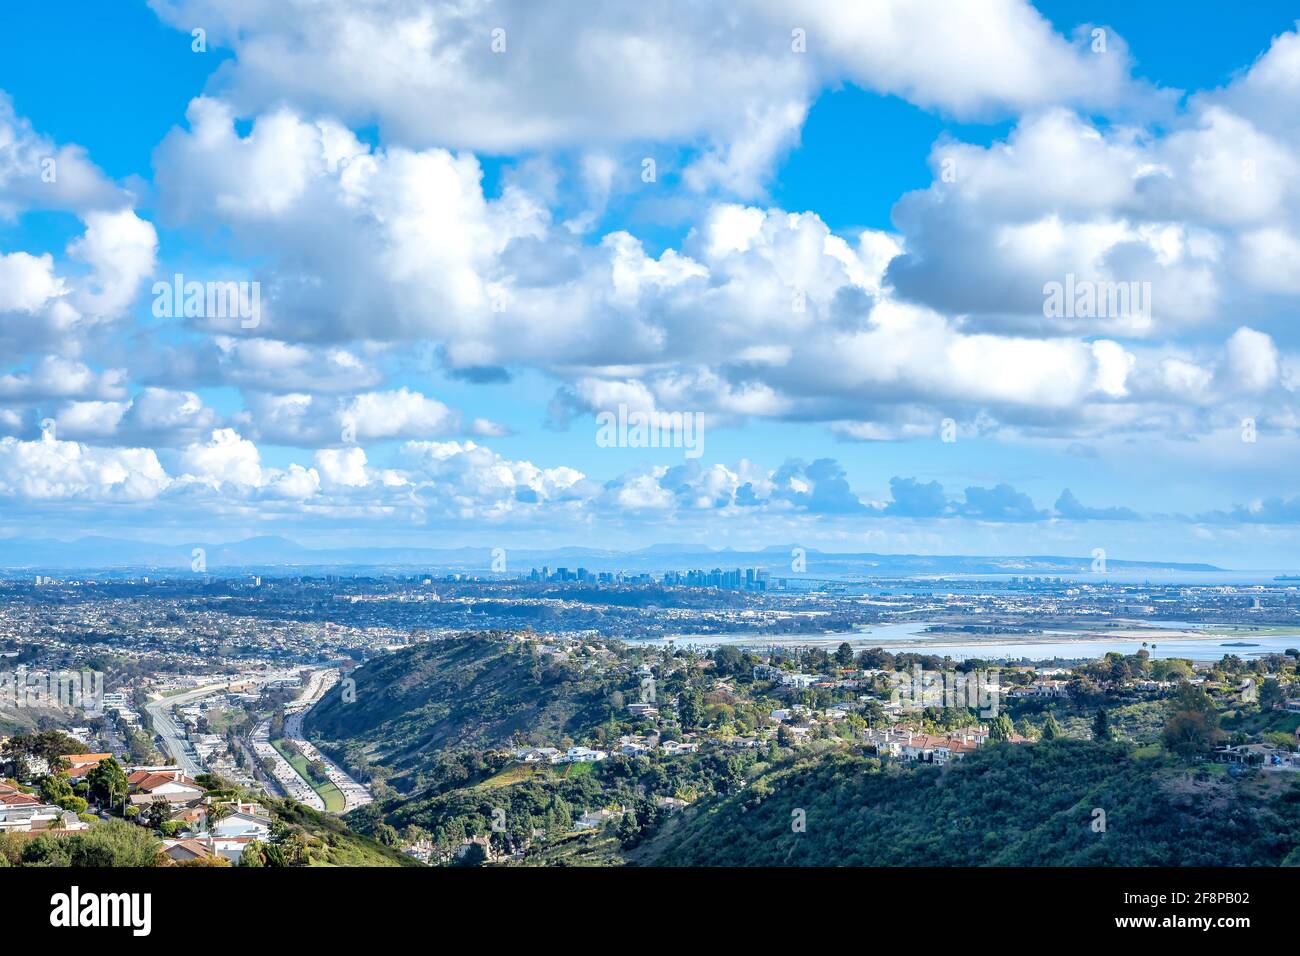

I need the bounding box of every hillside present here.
[303,634,616,789]
[268,798,420,866]
[654,741,1300,866]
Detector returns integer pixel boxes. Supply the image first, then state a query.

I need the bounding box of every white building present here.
[563,747,608,763]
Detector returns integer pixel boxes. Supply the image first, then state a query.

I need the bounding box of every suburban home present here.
[455,835,495,861]
[0,782,41,808]
[60,753,113,780]
[770,704,810,722]
[212,811,273,839]
[211,835,255,863]
[170,805,208,829]
[127,769,205,805]
[575,807,623,830]
[862,726,995,763]
[563,746,608,763]
[515,747,562,763]
[1216,743,1299,769]
[163,838,217,863]
[659,740,698,756]
[1010,679,1070,699]
[163,835,253,864]
[0,803,88,833]
[899,733,978,764]
[777,672,821,689]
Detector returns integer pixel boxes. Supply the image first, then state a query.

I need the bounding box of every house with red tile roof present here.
[62,753,113,779]
[127,768,205,806]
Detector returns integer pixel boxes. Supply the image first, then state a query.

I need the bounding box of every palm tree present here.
[205,800,232,836]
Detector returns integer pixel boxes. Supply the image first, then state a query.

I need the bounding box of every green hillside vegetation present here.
[303,633,617,790]
[0,818,163,867]
[266,798,420,867]
[346,743,757,865]
[654,740,1300,866]
[293,635,1300,867]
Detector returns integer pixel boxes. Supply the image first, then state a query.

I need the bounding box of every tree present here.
[1014,717,1040,741]
[1092,708,1113,742]
[206,801,232,834]
[455,840,489,866]
[38,773,74,805]
[835,642,855,668]
[1041,712,1064,740]
[239,840,267,867]
[86,757,129,811]
[1,730,87,782]
[1151,658,1193,681]
[1163,683,1223,758]
[279,830,313,866]
[143,799,171,831]
[615,810,642,848]
[987,713,1015,741]
[1259,678,1286,711]
[713,644,746,676]
[678,688,704,729]
[22,819,161,867]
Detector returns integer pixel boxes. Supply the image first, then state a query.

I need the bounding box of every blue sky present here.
[3,1,1300,566]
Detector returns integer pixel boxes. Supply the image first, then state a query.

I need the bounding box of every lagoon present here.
[648,621,1300,662]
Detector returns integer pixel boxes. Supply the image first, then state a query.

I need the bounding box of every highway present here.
[251,717,325,809]
[144,669,301,778]
[144,682,231,776]
[283,669,375,812]
[143,666,372,813]
[284,709,373,811]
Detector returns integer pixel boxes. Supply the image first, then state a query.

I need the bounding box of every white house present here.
[659,740,698,756]
[777,673,821,689]
[563,747,608,763]
[576,808,623,830]
[515,747,561,763]
[0,804,87,833]
[212,811,272,840]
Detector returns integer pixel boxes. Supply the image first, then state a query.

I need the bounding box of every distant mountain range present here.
[0,534,1224,574]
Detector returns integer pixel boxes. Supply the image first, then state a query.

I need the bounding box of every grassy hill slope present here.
[655,741,1300,866]
[270,799,419,866]
[303,634,613,788]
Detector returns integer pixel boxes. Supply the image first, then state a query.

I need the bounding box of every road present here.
[284,708,373,812]
[144,666,372,813]
[282,669,374,812]
[144,682,231,776]
[251,717,325,809]
[144,669,301,777]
